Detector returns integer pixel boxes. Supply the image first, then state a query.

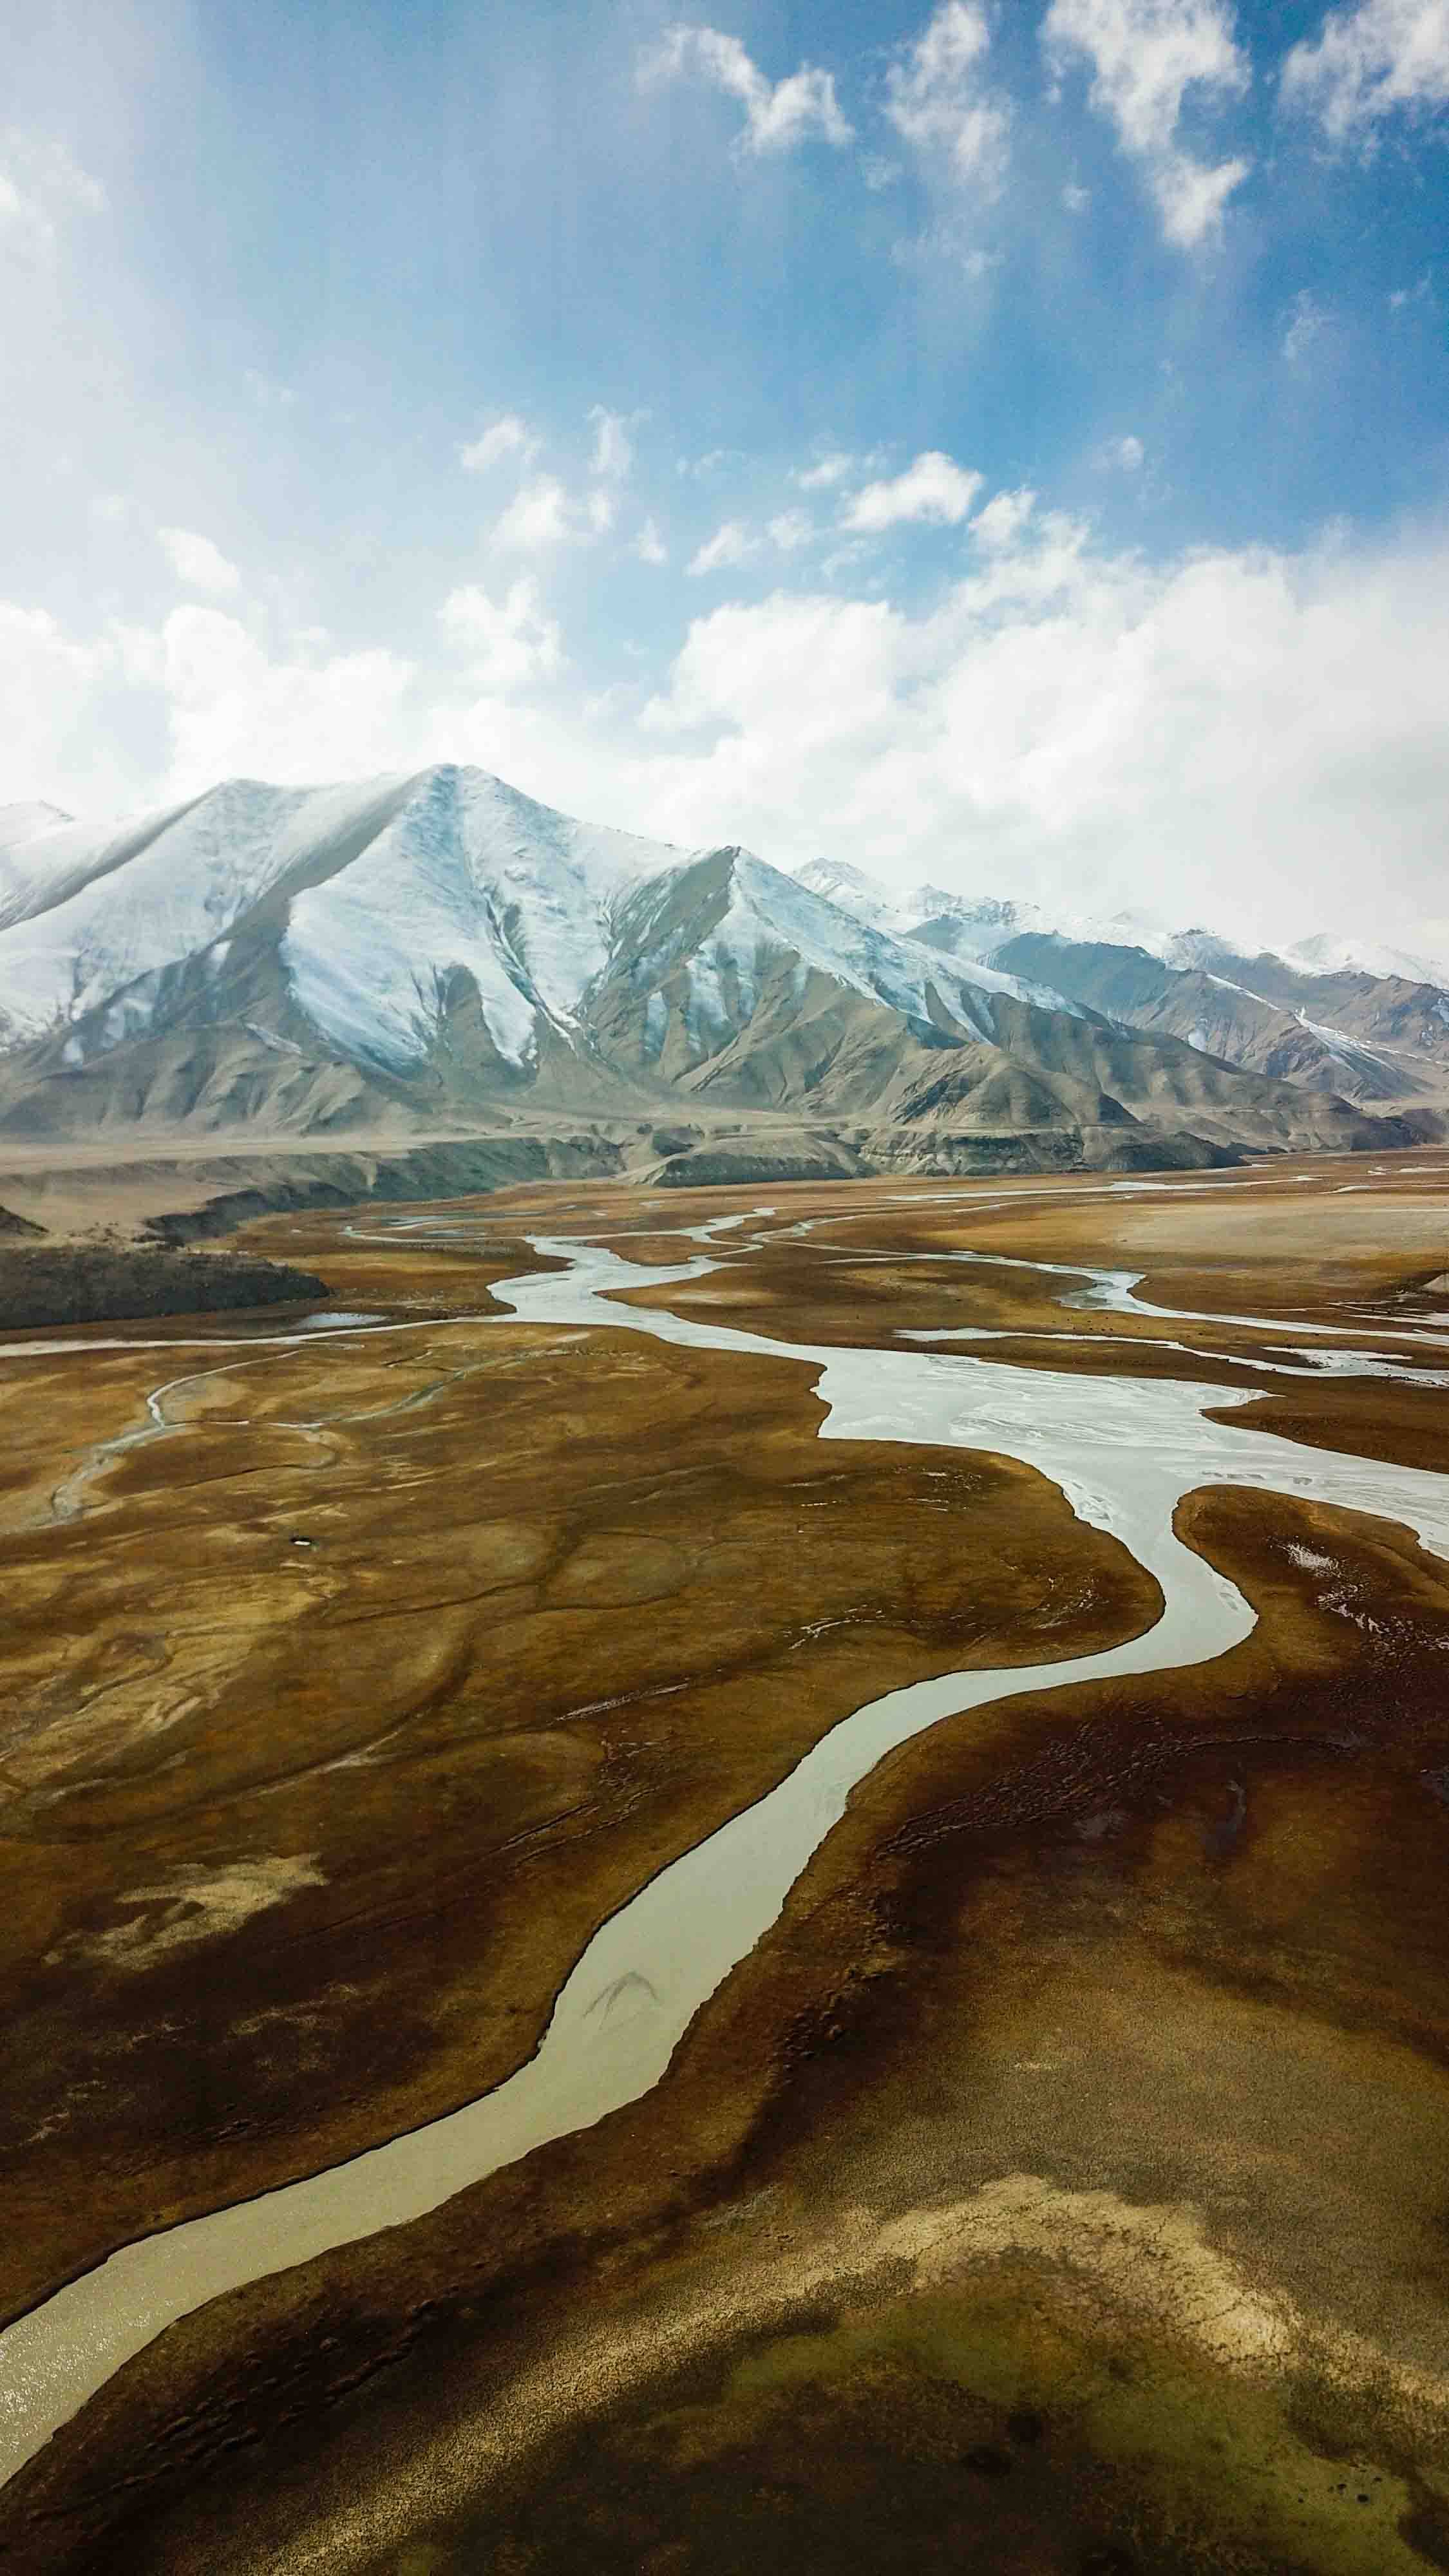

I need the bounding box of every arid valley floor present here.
[2,1155,1449,2573]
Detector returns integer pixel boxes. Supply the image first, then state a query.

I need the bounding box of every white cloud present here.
[1282,289,1331,360]
[687,520,761,576]
[439,576,564,691]
[1155,146,1249,243]
[768,509,813,552]
[1282,0,1449,141]
[0,131,104,242]
[588,406,643,479]
[795,451,859,490]
[1094,432,1146,469]
[861,153,904,188]
[626,514,1449,951]
[1042,0,1251,245]
[160,609,415,796]
[971,486,1037,548]
[493,475,606,552]
[891,219,999,274]
[677,446,740,479]
[635,516,668,565]
[884,1,1012,191]
[1063,178,1092,209]
[14,516,1449,960]
[842,450,983,531]
[158,527,242,596]
[639,25,853,155]
[460,414,537,473]
[0,603,111,802]
[643,592,902,743]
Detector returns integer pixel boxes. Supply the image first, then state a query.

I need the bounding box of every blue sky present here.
[3,0,1448,943]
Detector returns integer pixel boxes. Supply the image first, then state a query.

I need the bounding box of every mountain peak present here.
[0,801,74,850]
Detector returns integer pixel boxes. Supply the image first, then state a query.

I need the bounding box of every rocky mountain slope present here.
[0,770,1434,1192]
[803,866,1449,1112]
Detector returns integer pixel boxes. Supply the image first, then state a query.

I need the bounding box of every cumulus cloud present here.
[971,486,1037,547]
[687,519,760,574]
[634,516,668,565]
[628,513,1449,948]
[1282,0,1449,140]
[15,509,1449,961]
[842,451,983,531]
[0,603,112,803]
[439,576,564,691]
[1042,0,1251,245]
[493,475,601,551]
[641,591,902,748]
[460,414,536,473]
[158,527,242,596]
[884,1,1012,191]
[639,24,853,155]
[1157,147,1250,242]
[768,509,813,552]
[160,609,415,795]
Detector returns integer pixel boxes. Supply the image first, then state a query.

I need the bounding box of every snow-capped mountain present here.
[0,769,1079,1090]
[0,764,1430,1163]
[1283,929,1449,989]
[790,855,1449,1108]
[793,855,917,936]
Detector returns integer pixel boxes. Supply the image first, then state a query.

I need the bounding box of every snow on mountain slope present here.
[792,853,1449,1002]
[0,802,71,851]
[1,765,1439,1149]
[616,847,1088,1076]
[793,858,1191,968]
[0,763,1087,1085]
[0,775,429,1043]
[283,766,696,1072]
[793,855,916,936]
[412,767,694,1017]
[1285,930,1449,990]
[0,764,700,1073]
[0,802,138,933]
[722,856,1081,1039]
[786,856,1449,1107]
[909,889,1043,945]
[790,858,1045,954]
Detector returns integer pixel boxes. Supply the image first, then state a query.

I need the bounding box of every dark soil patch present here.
[0,1247,328,1328]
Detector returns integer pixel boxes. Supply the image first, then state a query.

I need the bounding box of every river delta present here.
[1,1155,1448,2573]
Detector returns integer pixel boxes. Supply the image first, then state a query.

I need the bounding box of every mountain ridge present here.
[799,853,1449,1111]
[0,766,1437,1196]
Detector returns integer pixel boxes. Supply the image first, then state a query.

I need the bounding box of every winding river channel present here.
[3,1201,1449,2488]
